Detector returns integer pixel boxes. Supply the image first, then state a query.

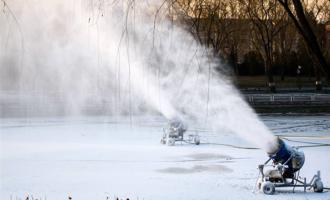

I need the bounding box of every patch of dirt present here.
[157,164,233,174]
[186,153,233,161]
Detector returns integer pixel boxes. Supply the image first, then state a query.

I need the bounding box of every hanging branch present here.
[1,0,25,72]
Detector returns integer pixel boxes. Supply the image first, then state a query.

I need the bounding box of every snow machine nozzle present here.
[267,137,305,175]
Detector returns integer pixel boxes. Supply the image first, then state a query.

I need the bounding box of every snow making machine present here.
[161,119,200,146]
[257,138,324,195]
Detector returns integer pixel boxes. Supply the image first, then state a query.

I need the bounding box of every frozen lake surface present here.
[1,115,330,200]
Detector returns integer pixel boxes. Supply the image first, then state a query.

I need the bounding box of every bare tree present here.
[240,0,289,92]
[277,0,330,90]
[171,0,248,74]
[168,0,329,90]
[275,19,297,81]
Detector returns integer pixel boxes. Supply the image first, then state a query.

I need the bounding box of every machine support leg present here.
[317,171,321,180]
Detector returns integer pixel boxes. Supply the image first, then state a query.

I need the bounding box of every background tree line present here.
[166,0,330,91]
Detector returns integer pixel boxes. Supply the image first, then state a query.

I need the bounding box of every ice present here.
[1,115,329,200]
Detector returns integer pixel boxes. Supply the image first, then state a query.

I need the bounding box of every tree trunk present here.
[278,0,329,81]
[281,57,286,81]
[313,59,323,91]
[265,60,276,92]
[291,0,329,79]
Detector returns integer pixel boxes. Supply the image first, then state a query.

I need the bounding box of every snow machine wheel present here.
[262,181,275,195]
[167,138,175,146]
[160,138,166,145]
[194,136,200,145]
[256,178,263,190]
[313,180,323,193]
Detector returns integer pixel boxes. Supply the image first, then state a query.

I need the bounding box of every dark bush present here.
[239,51,264,75]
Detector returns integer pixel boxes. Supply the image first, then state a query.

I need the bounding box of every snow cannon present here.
[160,119,200,146]
[257,137,324,195]
[267,138,305,178]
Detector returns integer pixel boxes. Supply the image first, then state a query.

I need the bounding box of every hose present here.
[203,139,330,150]
[203,142,259,150]
[281,137,330,148]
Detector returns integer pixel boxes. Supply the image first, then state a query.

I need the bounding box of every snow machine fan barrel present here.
[167,119,187,138]
[267,138,305,177]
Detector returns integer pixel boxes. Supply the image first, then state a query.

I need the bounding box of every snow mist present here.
[0,0,277,151]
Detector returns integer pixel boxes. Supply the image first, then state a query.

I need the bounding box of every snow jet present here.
[0,0,277,152]
[0,0,178,119]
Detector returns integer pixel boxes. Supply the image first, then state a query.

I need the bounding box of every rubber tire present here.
[262,181,275,195]
[194,137,200,145]
[160,138,166,144]
[313,180,323,193]
[167,138,175,146]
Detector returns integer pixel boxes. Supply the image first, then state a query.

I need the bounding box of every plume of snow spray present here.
[0,0,277,152]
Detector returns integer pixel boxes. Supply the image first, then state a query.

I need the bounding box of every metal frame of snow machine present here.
[257,158,324,195]
[160,120,200,146]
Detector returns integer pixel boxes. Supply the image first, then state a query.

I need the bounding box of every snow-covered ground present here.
[1,115,330,200]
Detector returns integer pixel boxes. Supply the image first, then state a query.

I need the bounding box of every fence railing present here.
[245,94,330,105]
